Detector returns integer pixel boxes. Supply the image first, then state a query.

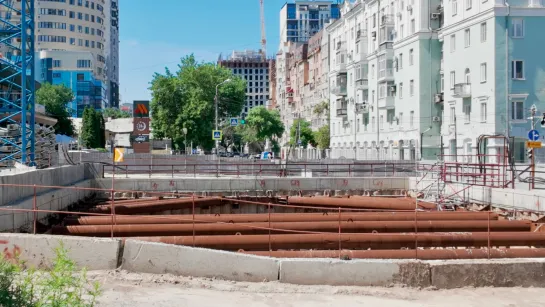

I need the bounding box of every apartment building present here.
[34,0,119,116]
[218,50,271,117]
[305,31,330,131]
[280,1,340,44]
[328,0,442,160]
[439,0,545,163]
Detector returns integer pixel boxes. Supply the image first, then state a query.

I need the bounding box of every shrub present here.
[0,243,100,306]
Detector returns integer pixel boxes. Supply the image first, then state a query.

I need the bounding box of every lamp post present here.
[215,78,231,157]
[182,127,188,154]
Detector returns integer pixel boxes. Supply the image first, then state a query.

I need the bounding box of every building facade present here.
[280,1,340,44]
[34,0,119,117]
[36,50,106,118]
[218,50,271,118]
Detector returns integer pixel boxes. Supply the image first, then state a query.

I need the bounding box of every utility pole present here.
[215,79,231,157]
[530,105,537,190]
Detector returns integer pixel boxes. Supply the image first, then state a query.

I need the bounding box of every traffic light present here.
[541,113,545,127]
[240,115,246,125]
[528,148,533,160]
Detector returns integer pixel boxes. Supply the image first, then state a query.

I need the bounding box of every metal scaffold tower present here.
[0,0,35,167]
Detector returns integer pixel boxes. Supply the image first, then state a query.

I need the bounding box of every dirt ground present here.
[89,270,545,307]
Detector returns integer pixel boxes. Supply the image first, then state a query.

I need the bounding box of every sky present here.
[119,0,290,106]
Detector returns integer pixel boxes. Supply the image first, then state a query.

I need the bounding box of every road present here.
[92,271,544,307]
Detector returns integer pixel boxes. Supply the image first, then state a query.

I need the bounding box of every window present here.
[466,0,472,9]
[450,34,456,52]
[440,74,444,92]
[70,38,75,45]
[511,101,524,120]
[511,19,524,38]
[399,53,403,69]
[380,115,384,130]
[480,63,487,82]
[452,0,458,15]
[465,68,471,84]
[410,19,415,34]
[463,103,471,122]
[77,59,91,68]
[357,119,360,132]
[410,80,414,96]
[450,71,456,89]
[372,116,376,131]
[399,82,403,98]
[399,112,403,126]
[512,60,524,79]
[410,111,414,128]
[69,11,74,18]
[464,29,470,47]
[400,24,404,38]
[450,106,455,124]
[480,22,487,42]
[409,49,414,65]
[70,24,75,31]
[53,60,61,68]
[480,101,487,122]
[77,12,82,19]
[77,73,84,81]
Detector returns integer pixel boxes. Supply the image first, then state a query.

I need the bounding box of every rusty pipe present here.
[287,196,436,210]
[64,212,500,225]
[241,248,545,260]
[130,232,545,251]
[90,198,223,214]
[53,220,529,237]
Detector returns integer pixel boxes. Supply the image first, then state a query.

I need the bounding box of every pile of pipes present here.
[0,123,56,168]
[52,195,545,260]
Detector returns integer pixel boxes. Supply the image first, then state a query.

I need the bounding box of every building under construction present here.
[218,50,274,117]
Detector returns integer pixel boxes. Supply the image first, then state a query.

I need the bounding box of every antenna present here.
[260,0,267,60]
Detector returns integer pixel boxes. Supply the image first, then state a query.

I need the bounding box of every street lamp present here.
[215,78,231,156]
[182,127,188,155]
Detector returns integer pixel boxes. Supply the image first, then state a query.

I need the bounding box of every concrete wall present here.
[0,164,102,231]
[95,177,410,195]
[1,234,545,289]
[0,234,121,270]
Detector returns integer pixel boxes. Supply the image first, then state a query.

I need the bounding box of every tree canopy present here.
[149,55,246,150]
[239,106,284,145]
[80,107,105,149]
[36,83,75,136]
[290,119,316,148]
[314,124,330,149]
[102,107,131,119]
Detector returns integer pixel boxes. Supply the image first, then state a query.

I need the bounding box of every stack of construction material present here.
[34,123,56,168]
[50,195,545,260]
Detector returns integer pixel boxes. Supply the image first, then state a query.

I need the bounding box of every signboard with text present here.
[133,117,150,134]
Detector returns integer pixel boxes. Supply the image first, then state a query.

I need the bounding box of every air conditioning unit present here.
[371,31,377,39]
[389,85,397,92]
[407,5,413,12]
[432,116,441,122]
[431,13,441,20]
[434,93,444,103]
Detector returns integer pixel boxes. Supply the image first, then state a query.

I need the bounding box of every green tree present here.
[314,124,330,149]
[102,107,131,119]
[80,107,105,149]
[239,106,284,150]
[150,55,246,150]
[36,83,75,136]
[290,119,316,148]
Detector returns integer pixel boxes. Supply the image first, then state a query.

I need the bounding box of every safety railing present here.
[0,182,544,260]
[101,162,420,178]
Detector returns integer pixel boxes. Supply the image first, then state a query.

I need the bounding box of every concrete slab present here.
[0,234,121,270]
[279,259,430,287]
[429,259,545,289]
[121,240,279,282]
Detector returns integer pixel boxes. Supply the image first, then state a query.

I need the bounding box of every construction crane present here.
[260,0,267,60]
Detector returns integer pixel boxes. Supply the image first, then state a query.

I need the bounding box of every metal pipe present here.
[129,232,545,251]
[288,196,436,210]
[64,212,500,225]
[90,198,223,214]
[53,220,529,237]
[241,248,545,260]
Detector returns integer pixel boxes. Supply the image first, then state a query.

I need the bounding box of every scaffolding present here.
[0,0,35,167]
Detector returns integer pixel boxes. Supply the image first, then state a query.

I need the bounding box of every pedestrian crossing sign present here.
[230,118,238,126]
[212,130,222,140]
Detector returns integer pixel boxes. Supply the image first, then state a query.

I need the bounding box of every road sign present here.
[230,118,238,126]
[297,139,302,145]
[114,148,125,163]
[212,130,222,140]
[527,141,542,149]
[528,130,540,141]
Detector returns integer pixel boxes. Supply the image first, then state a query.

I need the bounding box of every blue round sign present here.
[528,129,540,141]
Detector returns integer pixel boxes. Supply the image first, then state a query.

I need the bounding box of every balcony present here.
[355,79,369,90]
[380,14,395,27]
[336,40,346,53]
[331,84,347,96]
[378,68,394,83]
[336,107,348,117]
[452,83,471,98]
[378,96,395,109]
[356,29,367,41]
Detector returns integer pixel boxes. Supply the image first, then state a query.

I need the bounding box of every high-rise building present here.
[279,1,340,44]
[218,50,272,118]
[34,0,119,117]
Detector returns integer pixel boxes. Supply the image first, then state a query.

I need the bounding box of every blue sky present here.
[119,0,288,105]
